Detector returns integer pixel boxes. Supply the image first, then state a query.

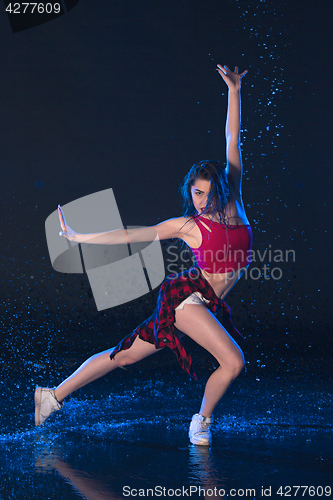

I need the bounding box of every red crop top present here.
[189,216,253,274]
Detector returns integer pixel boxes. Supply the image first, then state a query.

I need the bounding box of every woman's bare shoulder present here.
[152,216,196,240]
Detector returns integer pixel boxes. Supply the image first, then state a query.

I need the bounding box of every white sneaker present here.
[34,387,63,426]
[189,413,213,446]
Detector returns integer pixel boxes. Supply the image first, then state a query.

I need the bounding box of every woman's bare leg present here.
[54,337,163,402]
[174,304,245,417]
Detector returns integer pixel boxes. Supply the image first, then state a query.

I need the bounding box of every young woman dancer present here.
[35,64,252,446]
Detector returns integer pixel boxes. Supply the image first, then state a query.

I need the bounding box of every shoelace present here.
[196,422,210,435]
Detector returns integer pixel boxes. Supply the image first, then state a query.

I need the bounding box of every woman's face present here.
[191,179,211,213]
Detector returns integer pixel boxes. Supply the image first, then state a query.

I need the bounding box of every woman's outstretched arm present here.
[216,64,247,195]
[58,205,189,245]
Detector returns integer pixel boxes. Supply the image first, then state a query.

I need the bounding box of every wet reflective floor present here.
[1,363,332,500]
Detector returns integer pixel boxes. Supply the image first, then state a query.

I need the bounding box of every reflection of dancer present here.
[35,64,252,446]
[36,452,122,500]
[36,448,223,500]
[189,446,226,500]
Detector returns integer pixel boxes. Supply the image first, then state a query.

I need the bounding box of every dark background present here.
[0,0,332,377]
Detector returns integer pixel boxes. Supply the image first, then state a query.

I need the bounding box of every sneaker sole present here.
[34,386,42,426]
[190,437,211,446]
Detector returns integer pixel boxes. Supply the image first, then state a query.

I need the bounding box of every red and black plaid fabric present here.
[110,266,243,380]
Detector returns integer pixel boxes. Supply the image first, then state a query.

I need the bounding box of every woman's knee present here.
[221,350,245,377]
[111,349,142,368]
[233,354,245,376]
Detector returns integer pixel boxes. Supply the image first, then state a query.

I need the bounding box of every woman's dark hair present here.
[179,160,230,223]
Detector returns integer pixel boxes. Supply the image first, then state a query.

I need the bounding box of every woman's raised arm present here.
[216,64,247,195]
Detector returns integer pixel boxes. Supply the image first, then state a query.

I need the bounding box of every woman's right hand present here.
[58,205,78,242]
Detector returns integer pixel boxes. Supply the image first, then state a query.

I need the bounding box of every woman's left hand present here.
[216,64,248,91]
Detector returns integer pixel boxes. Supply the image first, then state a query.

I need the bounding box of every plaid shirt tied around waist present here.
[110,266,243,380]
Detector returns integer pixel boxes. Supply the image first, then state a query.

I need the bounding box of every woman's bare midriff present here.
[201,268,245,300]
